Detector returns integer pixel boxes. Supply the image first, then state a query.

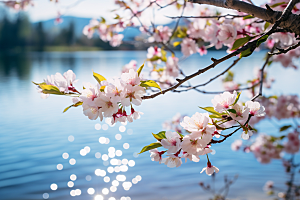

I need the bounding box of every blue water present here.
[0,51,299,200]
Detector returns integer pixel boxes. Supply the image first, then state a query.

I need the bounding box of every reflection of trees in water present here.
[0,53,31,80]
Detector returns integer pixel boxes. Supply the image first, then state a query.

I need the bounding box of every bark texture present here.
[189,0,300,36]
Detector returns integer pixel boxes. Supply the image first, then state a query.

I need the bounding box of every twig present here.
[269,41,300,55]
[166,14,249,19]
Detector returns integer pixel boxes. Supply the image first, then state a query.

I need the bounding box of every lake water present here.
[0,51,299,200]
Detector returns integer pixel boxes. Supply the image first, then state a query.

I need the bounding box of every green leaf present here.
[152,131,166,141]
[39,84,64,95]
[264,22,270,31]
[232,92,241,106]
[177,132,184,138]
[161,49,167,62]
[256,35,269,47]
[240,48,253,58]
[140,80,162,92]
[227,109,237,114]
[100,17,106,23]
[199,106,221,115]
[93,71,106,84]
[173,41,181,47]
[279,125,292,132]
[149,55,161,62]
[209,114,223,118]
[271,2,287,8]
[231,35,252,51]
[139,142,162,154]
[223,71,234,82]
[243,15,254,20]
[63,101,83,113]
[137,63,144,77]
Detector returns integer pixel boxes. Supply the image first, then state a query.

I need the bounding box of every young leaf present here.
[279,125,292,132]
[152,131,166,141]
[240,48,253,58]
[39,84,64,95]
[137,63,145,77]
[93,71,106,84]
[231,35,252,51]
[63,101,83,113]
[264,22,270,31]
[256,35,269,47]
[140,80,162,92]
[271,2,287,8]
[199,106,221,115]
[232,92,241,106]
[227,109,237,114]
[209,114,223,118]
[173,41,181,47]
[139,142,162,154]
[243,15,254,20]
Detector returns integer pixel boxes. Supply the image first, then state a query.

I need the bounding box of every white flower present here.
[241,129,253,140]
[121,85,145,107]
[182,152,200,163]
[200,162,219,176]
[109,34,124,47]
[211,91,237,113]
[160,131,182,154]
[149,148,163,164]
[94,95,119,117]
[228,103,250,123]
[82,103,103,121]
[80,83,100,107]
[162,154,182,168]
[181,135,202,155]
[217,24,237,45]
[121,69,141,86]
[181,38,198,57]
[166,56,179,77]
[180,112,210,132]
[245,101,266,117]
[231,139,243,151]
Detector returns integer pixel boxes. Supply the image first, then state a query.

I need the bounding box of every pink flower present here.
[200,162,219,176]
[160,131,182,154]
[109,34,124,47]
[181,38,198,57]
[162,154,182,168]
[245,101,266,117]
[217,24,237,45]
[149,148,164,164]
[211,91,237,113]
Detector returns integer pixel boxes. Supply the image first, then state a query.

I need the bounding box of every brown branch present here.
[166,14,248,19]
[188,0,300,35]
[269,41,300,55]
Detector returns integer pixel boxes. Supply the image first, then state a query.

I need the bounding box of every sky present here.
[3,0,268,23]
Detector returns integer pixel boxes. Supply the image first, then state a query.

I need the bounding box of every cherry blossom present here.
[217,24,237,45]
[245,101,266,117]
[162,154,182,168]
[211,91,237,113]
[181,38,198,57]
[200,162,219,176]
[160,131,182,154]
[149,149,164,164]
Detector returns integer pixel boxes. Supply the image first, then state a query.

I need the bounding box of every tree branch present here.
[188,0,300,35]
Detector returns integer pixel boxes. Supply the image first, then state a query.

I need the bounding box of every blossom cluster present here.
[34,66,160,125]
[4,0,34,11]
[144,90,265,175]
[83,18,127,47]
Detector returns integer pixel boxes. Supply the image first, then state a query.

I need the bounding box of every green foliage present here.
[137,63,145,76]
[152,131,167,141]
[256,35,269,47]
[63,101,83,113]
[232,92,241,106]
[279,125,292,132]
[223,71,234,82]
[240,48,253,58]
[199,106,221,115]
[139,142,162,154]
[39,84,64,95]
[140,80,162,91]
[93,71,107,84]
[243,15,255,20]
[231,35,252,51]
